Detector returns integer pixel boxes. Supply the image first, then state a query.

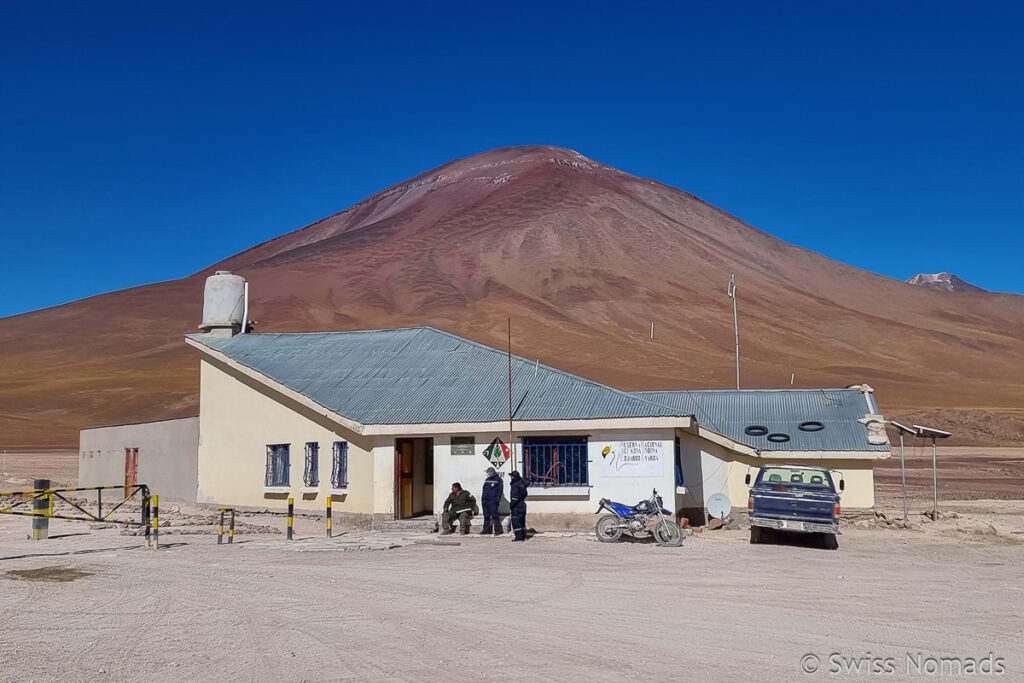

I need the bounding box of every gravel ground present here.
[0,508,1022,682]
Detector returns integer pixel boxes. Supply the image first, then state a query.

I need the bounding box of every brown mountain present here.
[2,145,1023,448]
[906,272,988,293]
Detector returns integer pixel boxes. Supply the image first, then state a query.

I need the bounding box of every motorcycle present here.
[595,488,683,547]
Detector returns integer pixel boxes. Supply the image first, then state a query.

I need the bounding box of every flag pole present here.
[507,317,515,471]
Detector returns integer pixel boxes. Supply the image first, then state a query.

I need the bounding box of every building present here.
[79,416,199,502]
[183,325,889,528]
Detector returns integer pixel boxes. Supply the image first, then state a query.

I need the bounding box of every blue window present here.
[523,437,588,487]
[265,444,290,487]
[304,442,319,486]
[331,441,349,488]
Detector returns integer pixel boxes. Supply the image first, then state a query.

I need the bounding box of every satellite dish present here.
[706,493,732,520]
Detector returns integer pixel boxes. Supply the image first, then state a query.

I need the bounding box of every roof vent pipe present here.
[200,271,246,338]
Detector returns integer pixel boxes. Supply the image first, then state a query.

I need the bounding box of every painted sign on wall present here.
[450,436,475,455]
[482,438,510,468]
[599,440,664,477]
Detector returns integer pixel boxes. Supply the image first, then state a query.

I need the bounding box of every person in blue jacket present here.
[480,467,504,535]
[509,470,528,542]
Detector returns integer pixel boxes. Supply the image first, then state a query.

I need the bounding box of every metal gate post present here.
[152,494,159,549]
[31,478,49,540]
[218,509,225,545]
[142,488,151,548]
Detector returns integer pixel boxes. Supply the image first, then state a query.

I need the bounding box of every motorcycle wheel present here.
[652,519,684,547]
[595,514,623,543]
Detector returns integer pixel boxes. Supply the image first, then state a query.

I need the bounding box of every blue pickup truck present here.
[746,464,843,550]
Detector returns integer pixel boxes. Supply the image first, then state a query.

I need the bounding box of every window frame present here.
[265,444,290,488]
[331,441,349,489]
[303,442,319,487]
[522,436,589,487]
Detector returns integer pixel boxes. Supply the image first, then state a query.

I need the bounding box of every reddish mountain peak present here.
[428,145,618,175]
[213,145,640,272]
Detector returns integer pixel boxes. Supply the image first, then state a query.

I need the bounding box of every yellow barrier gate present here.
[0,482,155,548]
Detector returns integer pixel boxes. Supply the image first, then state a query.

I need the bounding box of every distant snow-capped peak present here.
[906,272,987,293]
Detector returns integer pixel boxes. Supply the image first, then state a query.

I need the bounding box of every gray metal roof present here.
[632,389,889,452]
[188,327,684,425]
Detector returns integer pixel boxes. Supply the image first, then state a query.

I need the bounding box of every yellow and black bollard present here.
[217,508,235,545]
[326,497,332,538]
[287,497,294,541]
[31,479,49,541]
[152,494,159,550]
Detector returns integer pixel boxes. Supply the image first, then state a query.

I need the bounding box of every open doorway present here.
[394,438,434,519]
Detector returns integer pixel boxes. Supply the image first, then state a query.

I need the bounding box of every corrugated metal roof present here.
[188,327,684,425]
[631,389,888,452]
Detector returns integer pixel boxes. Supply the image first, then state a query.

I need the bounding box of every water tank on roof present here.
[200,271,246,337]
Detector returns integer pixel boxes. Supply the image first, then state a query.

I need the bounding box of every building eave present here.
[362,415,693,436]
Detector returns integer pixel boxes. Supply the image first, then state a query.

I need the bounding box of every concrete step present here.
[375,518,438,533]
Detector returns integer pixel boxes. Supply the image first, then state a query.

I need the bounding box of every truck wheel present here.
[822,533,839,550]
[595,514,623,543]
[750,526,763,544]
[653,520,683,547]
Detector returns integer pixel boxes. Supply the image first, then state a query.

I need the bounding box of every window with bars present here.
[304,442,319,487]
[331,441,349,488]
[523,437,589,487]
[265,444,290,487]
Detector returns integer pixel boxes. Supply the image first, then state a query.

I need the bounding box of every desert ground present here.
[1,450,1022,682]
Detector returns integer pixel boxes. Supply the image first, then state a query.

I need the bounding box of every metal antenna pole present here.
[899,432,908,521]
[728,274,740,389]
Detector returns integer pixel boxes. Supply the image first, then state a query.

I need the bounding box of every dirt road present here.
[1,449,1022,681]
[1,512,1022,682]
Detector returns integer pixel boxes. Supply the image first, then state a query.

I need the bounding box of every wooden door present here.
[124,448,138,489]
[395,440,414,519]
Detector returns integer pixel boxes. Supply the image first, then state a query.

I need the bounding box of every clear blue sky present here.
[2,2,1021,317]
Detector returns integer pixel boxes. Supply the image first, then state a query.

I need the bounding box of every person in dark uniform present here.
[441,483,477,535]
[509,470,528,542]
[480,467,504,536]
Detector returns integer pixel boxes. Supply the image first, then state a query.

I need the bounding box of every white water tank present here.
[200,271,246,337]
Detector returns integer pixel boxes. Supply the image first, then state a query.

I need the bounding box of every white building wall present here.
[433,429,677,517]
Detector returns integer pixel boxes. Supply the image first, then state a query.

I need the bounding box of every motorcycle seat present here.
[606,501,639,516]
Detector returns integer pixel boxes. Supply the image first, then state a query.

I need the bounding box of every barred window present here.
[331,441,349,488]
[523,437,588,487]
[265,444,290,487]
[304,442,319,487]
